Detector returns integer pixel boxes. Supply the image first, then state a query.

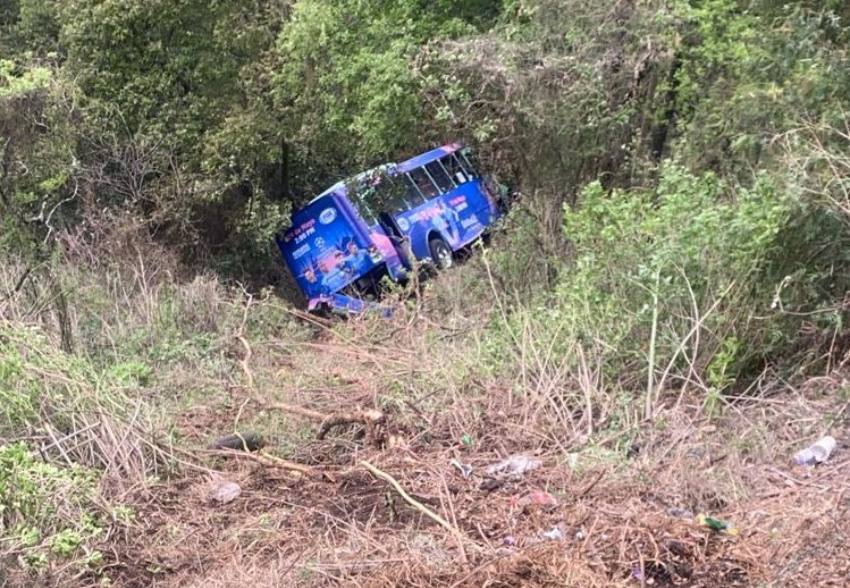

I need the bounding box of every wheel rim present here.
[434,242,452,269]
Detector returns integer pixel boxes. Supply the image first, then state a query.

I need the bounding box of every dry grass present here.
[93,279,850,588]
[3,235,849,586]
[105,385,850,587]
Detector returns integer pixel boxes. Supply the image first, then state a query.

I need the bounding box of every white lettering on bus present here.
[292,243,311,259]
[461,216,479,229]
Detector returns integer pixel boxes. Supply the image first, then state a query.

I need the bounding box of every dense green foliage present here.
[472,0,850,390]
[1,0,506,275]
[274,0,500,191]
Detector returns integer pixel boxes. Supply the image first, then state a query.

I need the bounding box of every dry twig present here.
[360,460,477,561]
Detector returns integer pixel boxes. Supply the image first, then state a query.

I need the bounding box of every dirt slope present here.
[102,316,850,587]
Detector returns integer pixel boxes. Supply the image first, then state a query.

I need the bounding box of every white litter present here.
[484,454,542,477]
[793,436,836,466]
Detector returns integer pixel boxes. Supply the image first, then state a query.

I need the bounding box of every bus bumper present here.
[308,293,393,317]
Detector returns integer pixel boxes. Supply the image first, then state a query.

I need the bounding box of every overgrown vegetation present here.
[0,441,104,573]
[2,0,850,585]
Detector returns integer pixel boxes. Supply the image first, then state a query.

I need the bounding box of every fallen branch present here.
[360,460,476,560]
[207,448,319,478]
[257,450,325,478]
[577,469,606,498]
[317,409,385,441]
[272,401,386,447]
[235,332,387,447]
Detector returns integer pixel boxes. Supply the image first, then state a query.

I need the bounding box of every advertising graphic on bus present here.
[277,143,504,314]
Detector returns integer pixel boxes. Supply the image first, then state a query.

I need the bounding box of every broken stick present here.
[360,460,475,560]
[272,401,386,446]
[208,448,317,478]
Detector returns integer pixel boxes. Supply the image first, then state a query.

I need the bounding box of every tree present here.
[272,0,503,197]
[0,60,77,257]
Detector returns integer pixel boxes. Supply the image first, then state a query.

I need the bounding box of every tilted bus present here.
[277,143,503,314]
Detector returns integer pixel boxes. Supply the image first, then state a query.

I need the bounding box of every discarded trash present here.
[502,535,516,547]
[793,435,836,466]
[450,458,474,479]
[541,527,564,541]
[210,480,241,504]
[696,513,739,536]
[519,490,558,508]
[461,434,474,448]
[208,432,264,452]
[667,507,694,519]
[485,454,542,478]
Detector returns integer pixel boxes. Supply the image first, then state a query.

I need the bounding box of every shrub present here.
[0,442,105,574]
[484,162,850,407]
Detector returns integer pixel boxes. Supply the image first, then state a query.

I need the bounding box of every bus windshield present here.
[372,175,411,213]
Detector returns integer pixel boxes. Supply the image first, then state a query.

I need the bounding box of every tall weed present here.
[484,163,849,414]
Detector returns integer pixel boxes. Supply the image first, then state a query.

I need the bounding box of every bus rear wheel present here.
[429,237,454,270]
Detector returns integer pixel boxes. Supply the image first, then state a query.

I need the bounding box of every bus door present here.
[371,173,433,262]
[344,186,407,282]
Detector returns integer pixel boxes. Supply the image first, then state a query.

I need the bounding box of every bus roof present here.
[396,143,462,174]
[305,143,464,206]
[313,182,346,202]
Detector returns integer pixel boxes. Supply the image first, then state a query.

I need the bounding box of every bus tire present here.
[311,304,333,320]
[429,236,454,270]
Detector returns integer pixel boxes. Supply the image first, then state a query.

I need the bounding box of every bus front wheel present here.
[429,237,454,270]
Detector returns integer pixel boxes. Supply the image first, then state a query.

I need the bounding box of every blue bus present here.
[277,143,503,314]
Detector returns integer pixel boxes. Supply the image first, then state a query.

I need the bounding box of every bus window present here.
[442,154,469,185]
[425,161,454,193]
[373,176,411,213]
[353,193,378,225]
[459,148,481,178]
[409,168,439,199]
[402,173,425,204]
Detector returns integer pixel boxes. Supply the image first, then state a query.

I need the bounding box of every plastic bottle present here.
[793,436,837,466]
